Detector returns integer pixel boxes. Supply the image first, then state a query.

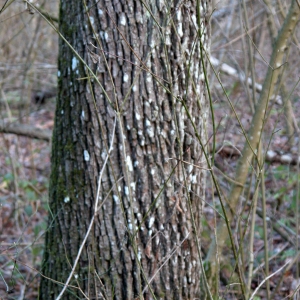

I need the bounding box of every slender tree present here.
[39,0,211,299]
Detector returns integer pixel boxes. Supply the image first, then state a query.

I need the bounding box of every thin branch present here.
[210,56,283,105]
[249,261,290,300]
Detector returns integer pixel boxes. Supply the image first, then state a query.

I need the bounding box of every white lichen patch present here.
[192,14,198,29]
[72,57,78,71]
[130,182,136,191]
[83,150,90,161]
[172,256,178,265]
[113,195,119,203]
[150,39,155,48]
[128,222,133,230]
[150,169,155,175]
[81,110,85,119]
[136,113,140,120]
[101,151,107,161]
[160,130,166,138]
[57,70,61,77]
[89,16,94,25]
[132,85,137,92]
[136,213,142,221]
[64,196,70,203]
[120,13,126,26]
[138,248,142,261]
[124,186,129,195]
[177,22,183,37]
[165,34,171,46]
[177,9,182,21]
[198,70,205,83]
[146,127,154,138]
[188,164,193,174]
[146,75,152,83]
[104,32,109,41]
[98,9,103,15]
[155,199,161,208]
[192,174,197,184]
[148,216,155,228]
[145,119,154,138]
[126,155,133,172]
[134,161,139,167]
[123,73,129,83]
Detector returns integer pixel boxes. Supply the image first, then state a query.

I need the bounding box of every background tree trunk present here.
[39,0,210,299]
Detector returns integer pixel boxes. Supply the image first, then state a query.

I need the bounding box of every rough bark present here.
[39,1,210,299]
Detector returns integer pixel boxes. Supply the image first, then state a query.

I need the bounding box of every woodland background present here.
[0,0,300,299]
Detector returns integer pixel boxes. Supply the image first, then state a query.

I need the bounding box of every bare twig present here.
[210,56,283,104]
[249,261,290,300]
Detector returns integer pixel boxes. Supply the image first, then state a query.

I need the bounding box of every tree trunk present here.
[39,1,210,299]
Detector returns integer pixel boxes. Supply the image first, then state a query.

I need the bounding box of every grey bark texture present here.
[39,0,210,299]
